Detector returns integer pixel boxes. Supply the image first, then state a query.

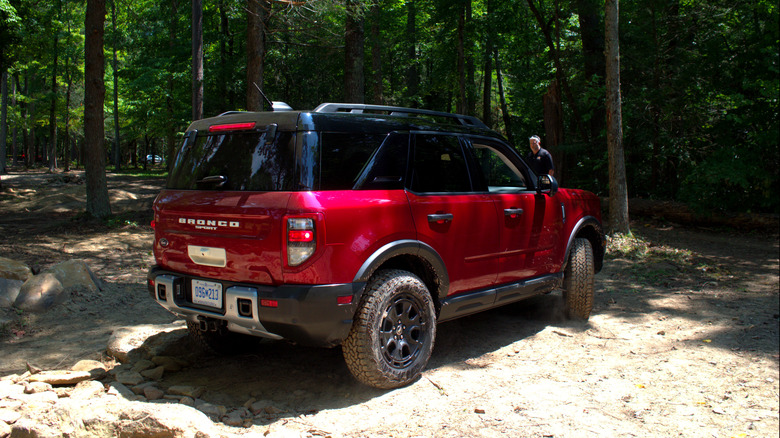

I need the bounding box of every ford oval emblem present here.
[159,238,169,247]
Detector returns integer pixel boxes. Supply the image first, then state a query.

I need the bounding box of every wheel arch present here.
[563,216,606,274]
[352,240,450,310]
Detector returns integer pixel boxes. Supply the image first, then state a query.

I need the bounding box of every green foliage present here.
[1,0,777,215]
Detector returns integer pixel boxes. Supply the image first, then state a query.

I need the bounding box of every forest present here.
[0,0,778,216]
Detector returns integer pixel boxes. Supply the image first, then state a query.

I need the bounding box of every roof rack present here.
[313,103,489,130]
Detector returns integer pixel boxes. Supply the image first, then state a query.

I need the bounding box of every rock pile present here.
[0,324,295,437]
[0,258,103,313]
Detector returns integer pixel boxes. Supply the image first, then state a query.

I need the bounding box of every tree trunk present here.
[344,0,365,103]
[112,0,120,171]
[576,0,605,142]
[246,0,268,111]
[495,49,513,145]
[218,0,229,112]
[526,0,588,143]
[370,1,383,104]
[404,0,418,105]
[456,5,466,115]
[84,0,112,218]
[481,0,493,127]
[543,79,564,181]
[605,0,629,234]
[10,75,17,166]
[0,69,7,174]
[49,28,59,172]
[192,0,204,120]
[166,0,178,168]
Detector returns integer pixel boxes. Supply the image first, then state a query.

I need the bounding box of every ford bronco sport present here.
[147,103,605,389]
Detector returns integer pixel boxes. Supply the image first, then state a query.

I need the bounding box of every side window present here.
[409,134,472,193]
[471,143,527,192]
[318,132,387,190]
[354,133,409,190]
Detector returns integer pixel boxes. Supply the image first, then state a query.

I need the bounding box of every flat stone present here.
[140,366,165,381]
[0,257,33,281]
[130,382,158,395]
[0,407,21,424]
[131,359,156,373]
[24,381,53,394]
[195,402,226,420]
[27,370,92,386]
[167,385,205,399]
[114,370,145,386]
[151,355,188,372]
[143,386,164,401]
[70,380,105,400]
[106,382,134,400]
[71,360,107,380]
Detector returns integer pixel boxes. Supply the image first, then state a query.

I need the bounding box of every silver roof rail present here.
[313,103,488,129]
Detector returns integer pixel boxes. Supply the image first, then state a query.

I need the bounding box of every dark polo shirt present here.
[526,147,555,175]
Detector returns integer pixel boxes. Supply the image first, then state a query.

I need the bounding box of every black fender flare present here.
[352,239,450,301]
[563,216,606,273]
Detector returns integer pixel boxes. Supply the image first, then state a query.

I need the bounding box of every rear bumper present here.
[147,266,365,347]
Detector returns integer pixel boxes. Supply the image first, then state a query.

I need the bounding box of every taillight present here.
[287,218,316,266]
[208,122,256,132]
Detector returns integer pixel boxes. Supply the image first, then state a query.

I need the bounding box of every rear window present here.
[167,128,405,192]
[167,130,296,191]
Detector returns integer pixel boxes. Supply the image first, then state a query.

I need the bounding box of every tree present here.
[344,0,365,103]
[246,0,268,111]
[84,0,111,218]
[605,0,628,233]
[192,0,203,119]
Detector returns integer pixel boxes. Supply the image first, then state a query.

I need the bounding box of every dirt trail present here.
[1,170,778,437]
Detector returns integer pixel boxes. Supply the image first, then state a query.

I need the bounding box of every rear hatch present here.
[152,114,299,286]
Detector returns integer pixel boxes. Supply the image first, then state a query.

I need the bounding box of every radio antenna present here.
[253,82,274,111]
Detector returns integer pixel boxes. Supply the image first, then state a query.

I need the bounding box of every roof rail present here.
[313,103,489,129]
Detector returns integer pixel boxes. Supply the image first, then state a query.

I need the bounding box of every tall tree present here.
[369,0,383,104]
[48,8,60,172]
[344,0,365,103]
[84,0,111,218]
[404,0,418,105]
[192,0,203,119]
[111,0,120,170]
[605,0,628,233]
[246,0,268,111]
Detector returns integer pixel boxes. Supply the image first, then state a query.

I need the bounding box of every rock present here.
[0,420,10,438]
[179,396,195,407]
[23,381,53,394]
[131,359,156,373]
[106,382,135,400]
[143,386,164,401]
[27,370,92,386]
[250,400,285,415]
[42,260,102,293]
[168,385,206,399]
[107,322,186,363]
[0,278,24,308]
[70,380,105,400]
[71,360,107,380]
[13,273,65,313]
[130,381,158,395]
[195,402,226,420]
[0,381,24,399]
[221,410,246,427]
[152,355,189,372]
[140,365,165,381]
[0,258,33,282]
[114,370,145,386]
[0,408,21,424]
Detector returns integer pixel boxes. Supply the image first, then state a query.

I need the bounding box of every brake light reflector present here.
[208,122,256,133]
[287,218,316,266]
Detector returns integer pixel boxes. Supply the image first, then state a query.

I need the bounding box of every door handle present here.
[427,213,454,223]
[504,208,524,218]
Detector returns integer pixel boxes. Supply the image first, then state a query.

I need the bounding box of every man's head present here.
[529,135,541,153]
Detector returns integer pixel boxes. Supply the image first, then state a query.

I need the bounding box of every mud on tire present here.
[563,237,595,320]
[343,269,437,389]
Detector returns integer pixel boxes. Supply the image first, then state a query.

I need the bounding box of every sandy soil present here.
[1,169,778,437]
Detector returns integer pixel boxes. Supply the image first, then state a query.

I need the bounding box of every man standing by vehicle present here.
[527,135,555,176]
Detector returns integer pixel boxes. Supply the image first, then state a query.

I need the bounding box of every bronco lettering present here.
[178,218,240,228]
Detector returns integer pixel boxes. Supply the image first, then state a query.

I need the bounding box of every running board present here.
[438,273,562,322]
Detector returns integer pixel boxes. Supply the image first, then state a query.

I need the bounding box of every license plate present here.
[191,279,223,309]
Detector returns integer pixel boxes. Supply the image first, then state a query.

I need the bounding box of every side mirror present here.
[537,174,559,196]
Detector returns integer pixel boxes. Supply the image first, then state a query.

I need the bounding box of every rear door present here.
[406,133,499,296]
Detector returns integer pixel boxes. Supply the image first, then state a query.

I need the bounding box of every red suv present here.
[148,103,605,388]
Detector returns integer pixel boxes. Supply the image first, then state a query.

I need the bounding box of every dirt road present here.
[1,170,778,437]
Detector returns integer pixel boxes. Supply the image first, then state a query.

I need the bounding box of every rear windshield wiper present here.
[197,175,227,188]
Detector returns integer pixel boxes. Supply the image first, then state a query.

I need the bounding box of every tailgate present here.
[153,189,291,285]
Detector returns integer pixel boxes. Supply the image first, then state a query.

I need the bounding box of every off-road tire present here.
[562,237,595,320]
[343,269,437,389]
[186,321,254,355]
